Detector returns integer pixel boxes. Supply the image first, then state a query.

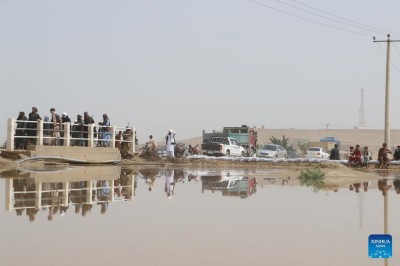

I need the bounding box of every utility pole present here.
[373,34,400,148]
[358,89,366,128]
[325,123,329,137]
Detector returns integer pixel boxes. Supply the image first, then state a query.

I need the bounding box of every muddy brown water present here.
[0,166,399,266]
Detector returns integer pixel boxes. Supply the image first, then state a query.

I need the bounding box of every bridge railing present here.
[7,118,135,153]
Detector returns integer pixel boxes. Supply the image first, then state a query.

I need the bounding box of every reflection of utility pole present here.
[325,123,329,137]
[384,191,388,266]
[357,192,364,230]
[373,35,400,148]
[384,192,388,234]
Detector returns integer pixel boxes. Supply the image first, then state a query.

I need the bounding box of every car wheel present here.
[275,154,278,158]
[241,151,245,157]
[226,150,230,157]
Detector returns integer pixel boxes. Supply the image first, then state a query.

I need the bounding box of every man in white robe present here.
[165,129,176,158]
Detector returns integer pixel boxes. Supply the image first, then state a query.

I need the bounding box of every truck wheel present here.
[226,150,230,157]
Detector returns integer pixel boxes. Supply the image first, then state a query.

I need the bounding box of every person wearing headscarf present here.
[165,129,176,158]
[15,111,27,149]
[102,114,111,147]
[27,107,42,145]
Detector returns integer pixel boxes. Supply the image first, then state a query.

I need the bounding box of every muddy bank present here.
[119,156,388,190]
[0,153,393,190]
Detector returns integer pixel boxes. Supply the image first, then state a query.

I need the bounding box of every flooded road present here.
[0,166,399,266]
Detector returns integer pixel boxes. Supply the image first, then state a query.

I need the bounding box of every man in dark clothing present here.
[27,107,42,145]
[15,111,27,149]
[393,145,400,161]
[72,115,84,146]
[60,112,72,145]
[329,144,340,160]
[83,111,95,147]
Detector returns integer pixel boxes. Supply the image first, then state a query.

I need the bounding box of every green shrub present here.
[298,166,325,192]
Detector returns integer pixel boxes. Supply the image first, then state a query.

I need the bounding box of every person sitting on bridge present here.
[348,145,362,166]
[362,146,372,167]
[378,143,392,169]
[393,145,400,161]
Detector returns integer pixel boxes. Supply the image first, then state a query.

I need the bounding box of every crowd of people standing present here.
[14,106,118,149]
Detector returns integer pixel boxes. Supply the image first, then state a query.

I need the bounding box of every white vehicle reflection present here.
[201,174,257,199]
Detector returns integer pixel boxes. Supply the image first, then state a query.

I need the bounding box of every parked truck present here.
[202,125,257,156]
[308,137,340,152]
[201,136,246,157]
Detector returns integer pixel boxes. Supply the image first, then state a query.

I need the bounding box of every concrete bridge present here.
[5,118,136,162]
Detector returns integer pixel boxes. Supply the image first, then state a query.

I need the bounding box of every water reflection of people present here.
[140,168,160,192]
[378,179,392,196]
[70,181,88,215]
[121,169,134,199]
[174,169,185,184]
[188,174,198,182]
[165,169,175,199]
[97,180,110,214]
[82,204,93,217]
[353,183,361,193]
[47,183,58,221]
[349,182,369,193]
[393,178,400,194]
[7,168,135,221]
[45,182,65,221]
[25,181,38,222]
[13,179,26,216]
[363,182,369,192]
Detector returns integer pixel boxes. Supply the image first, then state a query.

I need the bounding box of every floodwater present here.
[0,166,399,266]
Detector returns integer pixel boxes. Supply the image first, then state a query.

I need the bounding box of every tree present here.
[269,135,295,151]
[297,141,309,155]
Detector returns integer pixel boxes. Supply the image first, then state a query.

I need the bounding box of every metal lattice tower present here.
[358,89,366,128]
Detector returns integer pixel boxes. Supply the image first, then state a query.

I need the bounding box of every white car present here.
[305,147,330,159]
[257,144,287,158]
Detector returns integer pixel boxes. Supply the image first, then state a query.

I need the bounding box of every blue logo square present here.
[369,234,392,258]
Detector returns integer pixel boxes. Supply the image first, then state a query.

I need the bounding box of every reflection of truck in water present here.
[202,125,257,156]
[201,174,257,198]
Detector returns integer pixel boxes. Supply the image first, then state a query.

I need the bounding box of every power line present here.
[274,0,385,35]
[248,0,371,37]
[393,43,400,56]
[376,43,400,75]
[290,0,400,36]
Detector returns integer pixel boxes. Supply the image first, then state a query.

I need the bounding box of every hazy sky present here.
[1,0,400,144]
